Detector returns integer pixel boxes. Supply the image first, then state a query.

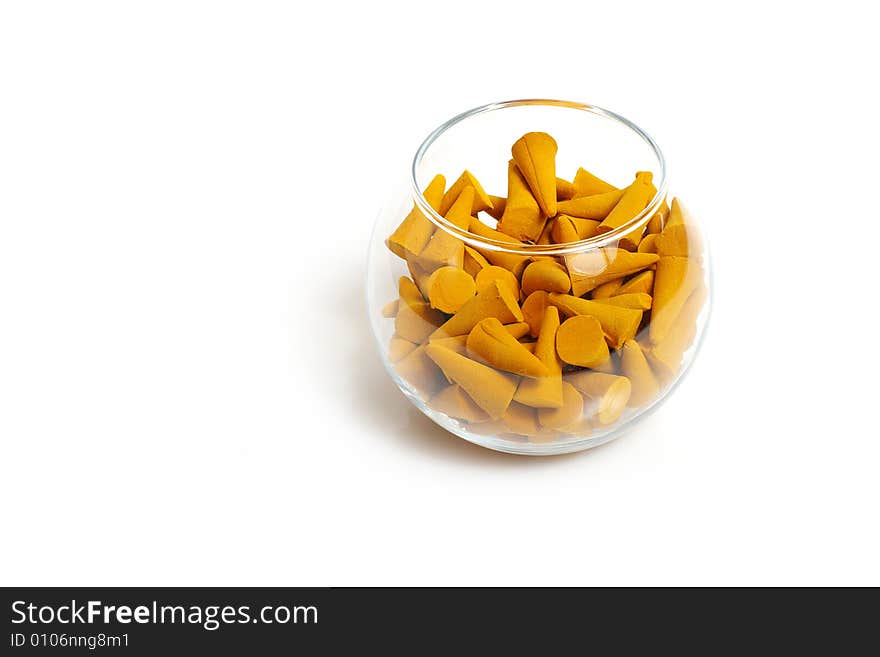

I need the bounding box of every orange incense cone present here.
[649,256,701,344]
[514,306,564,409]
[463,245,491,278]
[439,170,494,216]
[386,174,445,259]
[521,260,571,296]
[556,177,576,201]
[466,317,549,378]
[556,189,624,219]
[565,371,631,425]
[498,160,545,242]
[467,217,530,277]
[595,292,653,311]
[485,195,506,221]
[419,186,474,270]
[647,285,707,384]
[620,340,660,407]
[556,315,610,368]
[537,381,584,429]
[521,290,551,338]
[430,384,490,422]
[566,247,659,296]
[572,167,618,197]
[646,199,669,235]
[424,344,517,420]
[637,233,659,254]
[617,270,654,296]
[475,265,520,299]
[395,345,443,396]
[511,132,558,217]
[590,278,624,300]
[426,266,476,314]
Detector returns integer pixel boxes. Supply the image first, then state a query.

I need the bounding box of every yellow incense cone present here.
[595,292,653,311]
[620,340,660,407]
[647,285,707,384]
[590,278,624,299]
[637,233,659,254]
[389,336,417,363]
[432,280,524,338]
[514,306,564,409]
[555,316,610,368]
[395,345,443,396]
[649,256,701,344]
[424,344,517,420]
[466,317,549,378]
[555,314,610,368]
[618,270,654,296]
[511,132,558,217]
[485,195,506,221]
[467,217,530,277]
[647,199,669,235]
[463,245,491,278]
[572,167,618,197]
[399,276,425,306]
[556,177,576,201]
[597,171,653,229]
[503,402,541,436]
[475,265,520,299]
[548,293,642,350]
[381,299,399,318]
[521,290,551,338]
[498,160,545,242]
[426,266,476,314]
[550,214,579,244]
[386,174,445,259]
[395,300,445,343]
[439,170,494,216]
[430,384,490,423]
[566,247,659,296]
[521,260,571,296]
[565,371,631,425]
[556,189,624,219]
[418,187,474,270]
[656,199,701,258]
[537,381,584,429]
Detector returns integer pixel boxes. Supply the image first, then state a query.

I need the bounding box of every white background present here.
[1,1,878,586]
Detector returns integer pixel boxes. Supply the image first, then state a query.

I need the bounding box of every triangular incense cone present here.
[565,371,631,425]
[511,132,558,217]
[418,187,474,270]
[537,381,584,429]
[424,344,517,420]
[556,177,576,201]
[649,256,701,344]
[572,167,618,197]
[439,171,494,216]
[463,245,491,278]
[395,345,444,396]
[467,217,530,276]
[485,195,507,221]
[430,384,490,422]
[521,290,551,338]
[432,280,524,339]
[399,275,426,307]
[498,160,545,242]
[504,322,531,340]
[566,247,659,296]
[475,265,520,299]
[637,233,659,254]
[394,300,445,343]
[647,285,708,384]
[556,189,624,219]
[514,306,564,409]
[521,260,571,296]
[426,266,476,314]
[501,402,541,436]
[466,317,549,378]
[656,199,702,258]
[618,270,654,296]
[388,336,418,363]
[386,174,445,259]
[548,293,643,350]
[555,315,610,368]
[594,292,653,310]
[620,340,660,407]
[597,171,655,235]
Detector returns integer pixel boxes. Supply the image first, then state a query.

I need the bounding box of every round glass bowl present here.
[367,99,711,455]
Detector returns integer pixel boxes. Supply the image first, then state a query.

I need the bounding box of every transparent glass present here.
[367,99,711,455]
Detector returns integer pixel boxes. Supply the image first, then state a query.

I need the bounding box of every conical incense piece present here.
[475,265,520,299]
[620,340,660,407]
[502,402,541,436]
[424,344,517,420]
[498,160,545,242]
[617,270,654,296]
[511,132,558,217]
[565,371,631,425]
[556,189,624,219]
[386,174,445,259]
[537,381,584,429]
[572,167,617,197]
[521,260,571,296]
[590,278,624,300]
[594,292,653,311]
[521,290,551,338]
[418,187,474,270]
[649,256,701,344]
[439,170,494,216]
[467,217,530,277]
[426,266,476,314]
[430,384,490,423]
[548,292,642,350]
[555,315,610,368]
[514,306,564,409]
[463,245,491,278]
[566,247,659,296]
[466,317,549,378]
[556,177,576,201]
[485,195,506,221]
[395,345,443,396]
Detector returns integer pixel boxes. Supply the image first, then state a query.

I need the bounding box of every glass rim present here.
[410,98,668,256]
